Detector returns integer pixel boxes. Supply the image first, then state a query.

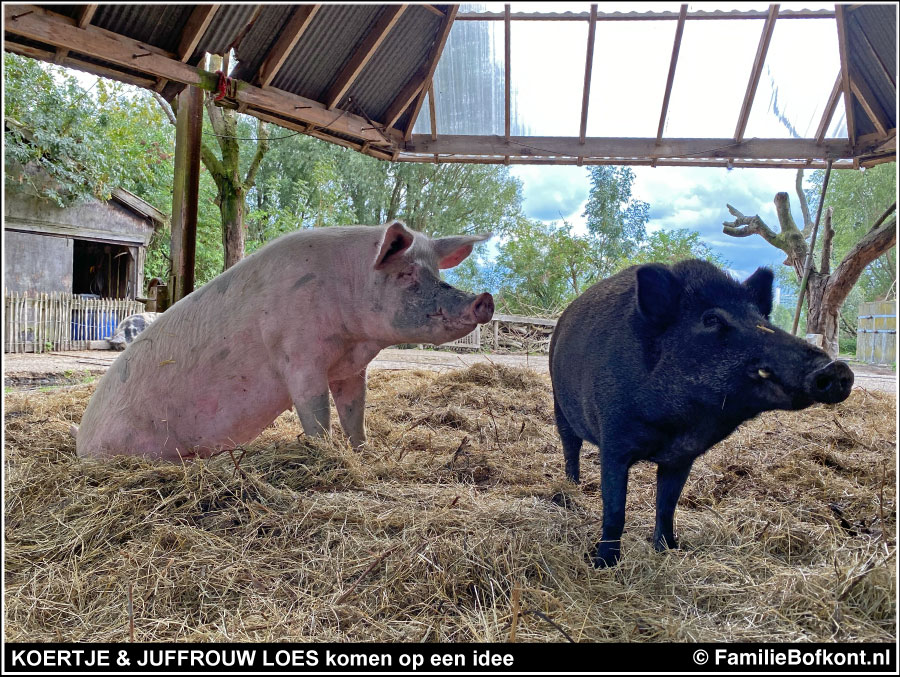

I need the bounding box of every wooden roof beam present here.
[53,4,96,64]
[4,4,395,145]
[835,5,857,145]
[428,83,437,141]
[578,5,597,144]
[656,4,687,143]
[325,5,407,109]
[815,71,843,143]
[177,5,219,62]
[256,5,321,88]
[397,5,459,140]
[734,4,778,143]
[403,135,854,161]
[850,64,890,138]
[504,4,511,141]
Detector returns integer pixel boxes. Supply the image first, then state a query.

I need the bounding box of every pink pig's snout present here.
[468,293,495,324]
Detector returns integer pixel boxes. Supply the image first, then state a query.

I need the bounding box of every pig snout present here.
[467,292,494,324]
[805,360,854,404]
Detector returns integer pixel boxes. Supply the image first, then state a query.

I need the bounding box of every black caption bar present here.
[4,643,896,674]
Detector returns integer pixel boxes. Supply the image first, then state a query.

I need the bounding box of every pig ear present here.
[743,267,774,318]
[635,264,681,327]
[434,233,492,269]
[375,221,415,270]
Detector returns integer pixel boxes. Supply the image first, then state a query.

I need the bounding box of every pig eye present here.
[702,311,726,329]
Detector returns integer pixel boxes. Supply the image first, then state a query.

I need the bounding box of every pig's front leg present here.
[330,371,367,448]
[285,369,332,439]
[653,460,694,551]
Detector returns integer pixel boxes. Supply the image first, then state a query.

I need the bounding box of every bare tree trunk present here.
[723,172,896,359]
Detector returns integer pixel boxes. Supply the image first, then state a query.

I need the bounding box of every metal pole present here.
[791,159,833,335]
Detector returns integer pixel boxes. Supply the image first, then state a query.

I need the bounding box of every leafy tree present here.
[624,228,725,268]
[154,54,269,271]
[582,166,650,277]
[5,53,122,204]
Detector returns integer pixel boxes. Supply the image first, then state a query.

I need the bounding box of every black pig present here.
[549,259,853,567]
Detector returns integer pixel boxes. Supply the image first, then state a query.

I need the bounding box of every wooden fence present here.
[857,300,896,366]
[4,292,144,353]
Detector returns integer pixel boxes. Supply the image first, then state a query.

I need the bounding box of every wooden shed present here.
[4,164,164,300]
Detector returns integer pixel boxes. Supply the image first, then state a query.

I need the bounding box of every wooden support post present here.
[578,5,597,143]
[169,85,203,303]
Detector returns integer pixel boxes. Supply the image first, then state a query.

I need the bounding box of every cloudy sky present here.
[451,1,843,285]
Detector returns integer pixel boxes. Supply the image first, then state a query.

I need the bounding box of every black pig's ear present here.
[635,264,681,327]
[743,267,774,318]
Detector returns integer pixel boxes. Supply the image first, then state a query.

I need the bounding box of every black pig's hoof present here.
[653,532,679,552]
[587,541,621,568]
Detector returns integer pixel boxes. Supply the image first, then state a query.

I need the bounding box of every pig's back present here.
[550,267,644,438]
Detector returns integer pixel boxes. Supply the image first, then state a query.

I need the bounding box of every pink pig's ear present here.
[375,221,415,270]
[434,233,492,269]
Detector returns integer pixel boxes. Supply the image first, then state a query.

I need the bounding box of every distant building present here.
[4,162,165,299]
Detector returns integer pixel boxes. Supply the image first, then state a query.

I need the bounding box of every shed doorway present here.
[72,240,133,299]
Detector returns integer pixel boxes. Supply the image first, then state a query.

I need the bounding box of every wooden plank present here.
[4,5,393,145]
[400,5,459,140]
[656,4,687,142]
[835,5,857,144]
[578,5,598,143]
[428,83,437,140]
[849,63,890,138]
[256,5,320,88]
[394,154,852,169]
[815,71,844,143]
[53,4,96,64]
[324,5,407,109]
[178,5,219,62]
[455,8,834,21]
[403,135,853,160]
[504,4,511,141]
[734,4,779,143]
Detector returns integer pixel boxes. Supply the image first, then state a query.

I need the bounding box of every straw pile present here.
[4,363,896,642]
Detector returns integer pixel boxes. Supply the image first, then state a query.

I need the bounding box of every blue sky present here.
[510,163,815,283]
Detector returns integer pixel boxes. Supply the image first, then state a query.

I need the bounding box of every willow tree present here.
[155,54,269,270]
[723,168,896,357]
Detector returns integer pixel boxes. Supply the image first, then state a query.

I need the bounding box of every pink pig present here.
[75,221,494,461]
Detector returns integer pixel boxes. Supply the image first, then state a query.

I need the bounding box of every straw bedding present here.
[4,363,895,642]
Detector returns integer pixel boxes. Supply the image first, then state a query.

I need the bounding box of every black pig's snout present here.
[806,361,854,404]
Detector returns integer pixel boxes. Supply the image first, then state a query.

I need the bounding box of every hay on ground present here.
[3,362,895,642]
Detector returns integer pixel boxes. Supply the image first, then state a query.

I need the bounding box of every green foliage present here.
[624,229,726,269]
[248,136,525,247]
[583,166,650,276]
[807,163,896,301]
[4,54,117,204]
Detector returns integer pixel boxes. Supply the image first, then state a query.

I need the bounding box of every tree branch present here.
[824,216,897,310]
[200,141,226,187]
[796,168,812,236]
[722,204,780,244]
[820,206,834,276]
[242,120,269,192]
[152,91,177,126]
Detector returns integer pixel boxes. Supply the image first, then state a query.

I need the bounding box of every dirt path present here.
[3,347,895,393]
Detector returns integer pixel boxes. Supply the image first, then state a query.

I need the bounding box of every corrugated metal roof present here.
[847,5,896,132]
[5,3,892,167]
[231,5,297,81]
[271,4,382,99]
[345,5,443,120]
[92,4,195,55]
